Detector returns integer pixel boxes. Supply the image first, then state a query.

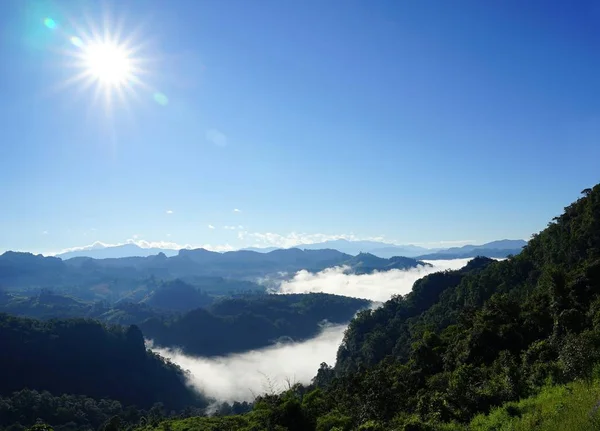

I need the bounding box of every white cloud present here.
[206,129,228,147]
[224,225,243,230]
[42,231,48,235]
[273,259,471,302]
[166,233,172,238]
[150,323,346,403]
[233,208,241,213]
[208,225,215,229]
[166,210,174,214]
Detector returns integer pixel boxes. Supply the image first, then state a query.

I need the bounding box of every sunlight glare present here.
[82,42,132,85]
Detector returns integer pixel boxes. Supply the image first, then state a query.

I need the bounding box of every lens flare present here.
[69,36,83,48]
[44,18,56,29]
[153,92,168,106]
[41,10,169,112]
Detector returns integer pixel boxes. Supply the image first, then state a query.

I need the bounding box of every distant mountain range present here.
[57,243,179,260]
[413,239,527,260]
[56,238,527,260]
[0,248,429,290]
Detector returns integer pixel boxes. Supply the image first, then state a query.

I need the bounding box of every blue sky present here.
[1,0,599,255]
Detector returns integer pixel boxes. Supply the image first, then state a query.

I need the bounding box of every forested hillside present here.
[5,184,600,431]
[140,293,370,356]
[0,314,205,411]
[133,184,600,430]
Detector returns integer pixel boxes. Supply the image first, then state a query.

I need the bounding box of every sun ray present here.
[41,12,149,114]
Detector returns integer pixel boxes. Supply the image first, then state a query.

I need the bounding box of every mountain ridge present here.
[53,238,526,260]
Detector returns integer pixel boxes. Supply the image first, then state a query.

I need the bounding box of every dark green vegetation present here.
[4,185,599,431]
[0,314,203,411]
[129,184,600,430]
[140,293,369,356]
[0,291,368,430]
[0,288,370,354]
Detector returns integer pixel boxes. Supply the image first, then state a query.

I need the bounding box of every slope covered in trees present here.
[5,184,600,431]
[0,314,205,411]
[131,184,600,430]
[140,293,370,356]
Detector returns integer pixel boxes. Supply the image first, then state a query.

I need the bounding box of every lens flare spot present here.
[70,36,84,48]
[44,18,56,29]
[153,92,169,106]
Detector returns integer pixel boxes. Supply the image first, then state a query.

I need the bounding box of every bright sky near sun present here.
[0,0,599,255]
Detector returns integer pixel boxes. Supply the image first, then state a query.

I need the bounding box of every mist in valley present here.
[151,259,471,403]
[274,258,471,302]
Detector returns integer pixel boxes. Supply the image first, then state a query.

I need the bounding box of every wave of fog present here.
[152,259,472,404]
[150,323,346,403]
[274,258,471,302]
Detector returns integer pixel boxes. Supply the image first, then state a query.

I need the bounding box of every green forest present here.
[2,184,600,430]
[136,184,600,430]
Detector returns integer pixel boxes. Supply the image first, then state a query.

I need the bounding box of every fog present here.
[151,259,471,404]
[274,258,472,302]
[150,323,346,403]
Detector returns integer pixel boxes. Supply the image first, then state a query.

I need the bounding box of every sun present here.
[53,26,148,111]
[43,12,164,111]
[82,42,133,86]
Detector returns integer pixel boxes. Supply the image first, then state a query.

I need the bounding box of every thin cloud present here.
[208,225,215,229]
[233,208,241,213]
[206,129,228,147]
[42,231,49,235]
[166,210,174,214]
[150,323,346,403]
[273,259,471,302]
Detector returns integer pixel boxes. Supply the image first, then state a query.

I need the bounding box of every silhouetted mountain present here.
[298,239,432,257]
[56,242,180,259]
[0,248,427,291]
[241,246,280,253]
[140,279,213,312]
[415,239,527,259]
[345,252,431,274]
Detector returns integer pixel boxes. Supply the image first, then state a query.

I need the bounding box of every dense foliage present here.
[140,293,370,356]
[3,185,599,430]
[137,184,600,430]
[0,314,205,411]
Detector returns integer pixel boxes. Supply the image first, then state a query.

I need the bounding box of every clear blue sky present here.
[1,0,599,254]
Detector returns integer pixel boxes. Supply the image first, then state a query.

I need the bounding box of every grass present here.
[136,415,251,431]
[468,379,600,431]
